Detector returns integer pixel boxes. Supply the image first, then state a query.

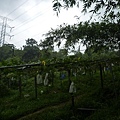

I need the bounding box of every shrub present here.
[0,82,10,97]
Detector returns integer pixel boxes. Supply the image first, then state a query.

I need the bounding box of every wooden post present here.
[75,68,77,81]
[71,93,75,109]
[19,75,22,98]
[34,76,37,99]
[8,79,11,88]
[110,64,117,99]
[68,69,71,87]
[99,64,103,89]
[60,72,63,88]
[52,72,54,86]
[50,71,54,86]
[0,70,1,84]
[103,66,106,80]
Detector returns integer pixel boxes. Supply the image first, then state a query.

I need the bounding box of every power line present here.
[32,30,47,38]
[9,0,44,23]
[12,6,51,32]
[11,30,48,48]
[13,19,47,36]
[6,0,28,17]
[15,30,46,43]
[13,8,51,36]
[0,16,13,46]
[5,0,49,44]
[0,0,28,46]
[7,6,52,46]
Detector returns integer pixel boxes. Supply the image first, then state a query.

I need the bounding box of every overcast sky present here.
[0,0,92,51]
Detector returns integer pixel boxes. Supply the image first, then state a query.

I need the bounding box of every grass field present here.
[0,67,120,120]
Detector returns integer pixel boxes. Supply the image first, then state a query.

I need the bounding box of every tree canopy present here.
[40,21,120,52]
[48,0,120,53]
[0,44,14,61]
[25,38,38,47]
[22,38,40,62]
[53,0,120,21]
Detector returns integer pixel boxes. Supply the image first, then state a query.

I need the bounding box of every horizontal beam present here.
[0,57,119,70]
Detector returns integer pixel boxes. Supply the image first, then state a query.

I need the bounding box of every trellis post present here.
[68,69,71,87]
[110,63,117,99]
[69,82,76,110]
[51,72,54,86]
[99,64,103,89]
[19,75,22,98]
[34,75,38,99]
[0,69,2,84]
[8,78,11,88]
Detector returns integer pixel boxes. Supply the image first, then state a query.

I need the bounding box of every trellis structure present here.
[0,57,120,98]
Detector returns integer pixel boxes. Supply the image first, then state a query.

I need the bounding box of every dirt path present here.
[17,96,81,120]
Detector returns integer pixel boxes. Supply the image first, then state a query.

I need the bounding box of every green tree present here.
[53,0,120,21]
[26,38,38,47]
[39,46,54,60]
[22,39,40,63]
[56,48,68,59]
[41,22,120,52]
[0,44,14,61]
[4,57,21,66]
[14,49,24,60]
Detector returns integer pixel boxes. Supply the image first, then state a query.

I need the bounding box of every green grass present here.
[0,75,71,120]
[0,69,120,120]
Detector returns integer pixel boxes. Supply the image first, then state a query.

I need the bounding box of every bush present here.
[0,82,10,97]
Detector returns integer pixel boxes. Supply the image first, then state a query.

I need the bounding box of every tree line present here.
[0,0,120,65]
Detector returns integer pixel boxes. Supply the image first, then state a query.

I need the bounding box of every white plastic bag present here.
[44,73,49,86]
[69,82,76,93]
[37,74,43,84]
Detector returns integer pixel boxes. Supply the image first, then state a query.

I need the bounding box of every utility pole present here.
[0,16,13,47]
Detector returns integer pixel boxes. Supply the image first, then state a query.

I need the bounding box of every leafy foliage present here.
[22,46,40,62]
[0,58,120,119]
[41,22,120,52]
[0,44,14,62]
[52,0,120,21]
[25,38,38,47]
[22,38,40,62]
[0,82,10,97]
